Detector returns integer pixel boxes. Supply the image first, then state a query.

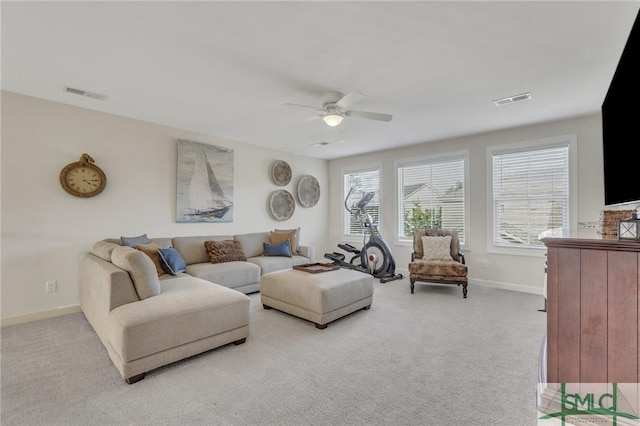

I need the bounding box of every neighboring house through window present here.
[488,134,577,251]
[396,153,467,244]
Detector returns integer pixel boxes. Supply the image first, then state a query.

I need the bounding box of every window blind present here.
[397,157,465,242]
[492,146,569,248]
[343,168,380,236]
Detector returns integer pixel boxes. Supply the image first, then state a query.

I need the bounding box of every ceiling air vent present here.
[492,92,531,106]
[63,86,108,101]
[311,141,330,147]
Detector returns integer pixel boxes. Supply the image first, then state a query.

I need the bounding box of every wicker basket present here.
[597,209,635,235]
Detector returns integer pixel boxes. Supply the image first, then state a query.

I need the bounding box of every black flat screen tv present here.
[602,9,640,207]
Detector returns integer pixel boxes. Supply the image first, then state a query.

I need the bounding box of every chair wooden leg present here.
[410,279,415,294]
[462,283,468,298]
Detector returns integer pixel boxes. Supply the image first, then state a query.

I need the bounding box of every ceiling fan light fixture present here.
[322,113,344,127]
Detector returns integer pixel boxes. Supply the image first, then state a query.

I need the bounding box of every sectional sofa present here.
[80,229,314,383]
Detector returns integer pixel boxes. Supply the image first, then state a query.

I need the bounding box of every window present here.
[343,167,380,237]
[490,136,575,249]
[397,154,466,243]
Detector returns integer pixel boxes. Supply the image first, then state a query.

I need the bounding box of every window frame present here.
[342,164,382,240]
[395,150,469,247]
[486,134,578,256]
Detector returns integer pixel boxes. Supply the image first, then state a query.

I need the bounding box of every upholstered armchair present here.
[408,228,468,298]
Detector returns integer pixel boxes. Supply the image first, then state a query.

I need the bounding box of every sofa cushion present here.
[263,240,292,257]
[421,236,454,261]
[158,248,187,275]
[136,243,166,277]
[234,232,270,258]
[111,246,161,300]
[121,234,150,247]
[186,262,260,290]
[91,241,121,261]
[107,277,251,362]
[270,230,298,255]
[274,227,301,252]
[247,254,310,275]
[173,235,233,265]
[204,240,247,264]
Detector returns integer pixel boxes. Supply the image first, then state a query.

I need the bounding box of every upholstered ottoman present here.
[260,268,374,329]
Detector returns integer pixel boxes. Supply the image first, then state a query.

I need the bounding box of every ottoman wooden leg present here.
[263,304,273,310]
[125,373,146,384]
[315,323,328,330]
[363,305,371,310]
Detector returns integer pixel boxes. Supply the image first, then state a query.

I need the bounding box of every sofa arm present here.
[298,245,314,261]
[80,253,140,343]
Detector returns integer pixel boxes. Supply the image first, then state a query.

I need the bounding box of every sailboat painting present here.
[176,140,234,223]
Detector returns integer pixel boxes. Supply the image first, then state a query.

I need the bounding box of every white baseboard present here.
[391,268,543,295]
[1,305,81,327]
[471,278,543,295]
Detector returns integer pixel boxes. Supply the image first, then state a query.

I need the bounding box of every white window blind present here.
[492,145,569,248]
[343,168,380,236]
[397,156,465,242]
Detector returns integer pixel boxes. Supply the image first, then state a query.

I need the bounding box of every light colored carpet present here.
[1,279,545,425]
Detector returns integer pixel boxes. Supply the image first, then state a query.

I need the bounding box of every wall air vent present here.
[62,86,108,101]
[492,92,531,106]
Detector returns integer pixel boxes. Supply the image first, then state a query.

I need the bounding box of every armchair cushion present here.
[408,259,468,281]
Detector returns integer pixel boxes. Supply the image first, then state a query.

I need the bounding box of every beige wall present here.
[0,89,609,321]
[328,113,606,294]
[0,91,329,321]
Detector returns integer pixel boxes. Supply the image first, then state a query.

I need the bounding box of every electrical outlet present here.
[46,280,57,293]
[481,260,488,269]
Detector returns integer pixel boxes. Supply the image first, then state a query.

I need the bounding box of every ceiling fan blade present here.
[282,102,323,111]
[345,110,392,122]
[335,91,365,110]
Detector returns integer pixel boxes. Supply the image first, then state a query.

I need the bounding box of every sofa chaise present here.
[80,229,314,383]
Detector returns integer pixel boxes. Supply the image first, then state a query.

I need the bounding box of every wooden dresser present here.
[541,228,640,383]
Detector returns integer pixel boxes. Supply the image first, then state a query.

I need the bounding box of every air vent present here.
[311,141,330,146]
[493,92,531,106]
[63,86,108,101]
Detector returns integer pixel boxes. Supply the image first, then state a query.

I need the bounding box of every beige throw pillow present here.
[270,230,298,255]
[136,243,165,277]
[421,236,454,261]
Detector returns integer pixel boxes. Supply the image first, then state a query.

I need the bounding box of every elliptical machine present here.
[324,188,403,283]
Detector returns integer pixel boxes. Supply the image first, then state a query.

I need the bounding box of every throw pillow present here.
[263,240,292,257]
[158,247,187,275]
[136,243,165,277]
[121,234,150,247]
[270,230,298,255]
[274,227,301,252]
[204,240,247,264]
[421,235,454,261]
[111,246,161,300]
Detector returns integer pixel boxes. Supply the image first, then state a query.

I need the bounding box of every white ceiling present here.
[2,1,639,160]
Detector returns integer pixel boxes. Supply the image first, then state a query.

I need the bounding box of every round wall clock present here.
[59,153,107,198]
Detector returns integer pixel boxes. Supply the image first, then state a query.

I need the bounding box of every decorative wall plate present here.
[271,160,292,186]
[269,190,295,221]
[297,175,320,207]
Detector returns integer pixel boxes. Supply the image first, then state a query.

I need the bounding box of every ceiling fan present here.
[283,91,392,127]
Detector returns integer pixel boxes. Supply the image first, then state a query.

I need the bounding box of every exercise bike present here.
[324,188,403,283]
